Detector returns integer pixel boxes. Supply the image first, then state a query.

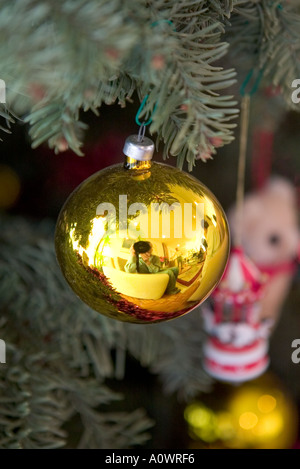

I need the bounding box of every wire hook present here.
[135,95,157,127]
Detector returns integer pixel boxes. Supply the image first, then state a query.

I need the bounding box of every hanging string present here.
[235,94,251,247]
[240,68,265,98]
[235,67,264,247]
[137,122,146,142]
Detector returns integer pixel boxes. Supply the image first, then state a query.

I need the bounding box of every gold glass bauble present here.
[55,136,230,323]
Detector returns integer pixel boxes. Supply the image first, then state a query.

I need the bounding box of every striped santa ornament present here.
[202,247,273,383]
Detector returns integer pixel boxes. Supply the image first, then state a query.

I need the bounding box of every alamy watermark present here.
[96,195,204,239]
[291,339,300,364]
[0,79,5,103]
[291,79,300,103]
[0,339,6,363]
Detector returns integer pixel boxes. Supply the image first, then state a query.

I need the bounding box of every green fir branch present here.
[0,105,15,139]
[227,0,300,106]
[0,1,300,166]
[0,0,241,166]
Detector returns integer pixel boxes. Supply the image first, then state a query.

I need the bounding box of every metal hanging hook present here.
[135,95,157,127]
[137,123,146,142]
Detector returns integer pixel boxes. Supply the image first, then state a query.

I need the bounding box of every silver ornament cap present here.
[123,135,155,161]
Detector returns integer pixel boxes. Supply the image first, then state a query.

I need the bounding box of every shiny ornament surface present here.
[55,150,230,323]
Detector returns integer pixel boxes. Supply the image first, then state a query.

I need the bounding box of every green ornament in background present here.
[55,133,230,323]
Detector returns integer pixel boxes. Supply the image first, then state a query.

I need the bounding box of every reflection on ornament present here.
[184,372,298,449]
[0,164,21,209]
[202,247,273,382]
[55,134,230,323]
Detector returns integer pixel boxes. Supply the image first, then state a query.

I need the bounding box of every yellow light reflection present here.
[216,412,235,440]
[69,225,79,250]
[185,374,298,449]
[239,412,258,430]
[184,404,211,428]
[253,412,283,438]
[69,217,107,266]
[184,403,219,443]
[257,395,277,413]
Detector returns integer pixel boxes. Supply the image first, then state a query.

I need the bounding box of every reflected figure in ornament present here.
[174,247,183,272]
[124,241,180,295]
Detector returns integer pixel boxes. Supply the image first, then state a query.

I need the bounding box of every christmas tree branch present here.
[0,105,15,138]
[227,0,300,105]
[1,1,300,166]
[0,0,241,166]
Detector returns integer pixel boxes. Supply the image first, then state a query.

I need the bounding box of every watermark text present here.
[0,79,5,103]
[291,339,300,364]
[0,339,6,363]
[291,79,300,103]
[96,195,204,239]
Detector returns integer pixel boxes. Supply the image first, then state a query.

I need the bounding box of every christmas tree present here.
[0,0,299,449]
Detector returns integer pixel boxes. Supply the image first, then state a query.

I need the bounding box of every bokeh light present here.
[184,373,298,449]
[0,164,21,209]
